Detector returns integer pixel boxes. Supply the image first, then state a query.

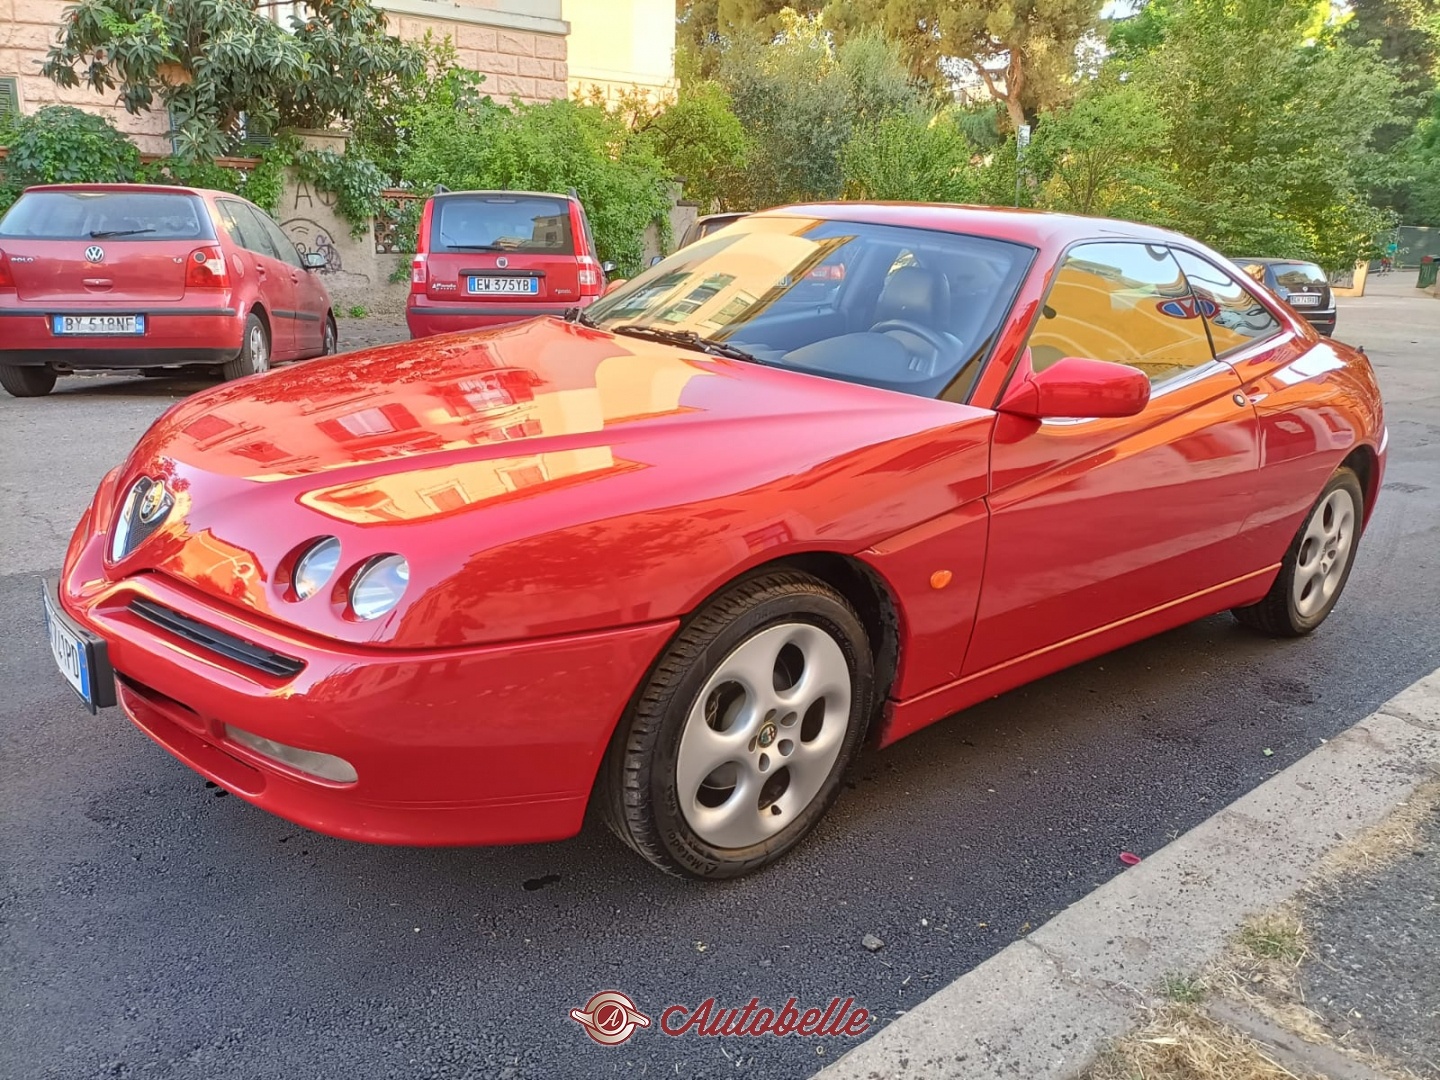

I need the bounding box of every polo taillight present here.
[184,246,229,289]
[0,249,14,291]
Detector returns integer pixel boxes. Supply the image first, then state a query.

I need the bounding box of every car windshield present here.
[429,195,575,255]
[1270,262,1328,288]
[0,190,211,240]
[585,215,1033,401]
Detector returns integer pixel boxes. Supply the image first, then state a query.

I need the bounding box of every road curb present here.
[813,668,1440,1080]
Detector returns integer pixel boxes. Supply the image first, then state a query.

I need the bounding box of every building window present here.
[0,77,20,124]
[266,1,307,31]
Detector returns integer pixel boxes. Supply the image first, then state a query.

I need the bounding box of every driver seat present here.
[870,266,960,370]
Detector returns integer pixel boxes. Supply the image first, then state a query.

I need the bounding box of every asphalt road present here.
[3,277,1439,1080]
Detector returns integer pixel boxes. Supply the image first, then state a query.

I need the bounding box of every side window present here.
[217,200,276,259]
[1171,249,1282,355]
[251,206,304,269]
[1027,241,1214,386]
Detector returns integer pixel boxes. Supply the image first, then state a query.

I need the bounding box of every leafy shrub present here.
[0,106,140,185]
[399,98,671,275]
[624,81,749,213]
[841,112,980,203]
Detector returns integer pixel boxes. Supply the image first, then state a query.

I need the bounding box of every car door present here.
[250,206,324,356]
[963,240,1262,676]
[216,199,296,359]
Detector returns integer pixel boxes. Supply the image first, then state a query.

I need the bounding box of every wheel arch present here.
[1340,443,1380,529]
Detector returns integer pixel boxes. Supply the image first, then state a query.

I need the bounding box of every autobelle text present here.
[659,996,870,1038]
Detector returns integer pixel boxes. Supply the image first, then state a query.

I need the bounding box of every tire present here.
[321,314,338,356]
[600,570,874,879]
[1233,467,1364,637]
[223,313,271,381]
[0,364,57,397]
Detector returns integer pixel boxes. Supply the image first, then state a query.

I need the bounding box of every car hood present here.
[105,317,992,647]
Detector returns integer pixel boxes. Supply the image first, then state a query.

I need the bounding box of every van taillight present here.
[410,254,428,294]
[0,249,14,291]
[184,246,229,289]
[577,256,602,298]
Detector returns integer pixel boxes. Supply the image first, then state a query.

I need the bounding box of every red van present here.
[405,190,612,338]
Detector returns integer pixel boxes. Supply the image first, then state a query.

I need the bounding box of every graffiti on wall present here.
[281,218,343,274]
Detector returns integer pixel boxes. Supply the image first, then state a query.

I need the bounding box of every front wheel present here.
[0,364,57,397]
[1233,467,1363,636]
[601,571,874,878]
[222,313,270,381]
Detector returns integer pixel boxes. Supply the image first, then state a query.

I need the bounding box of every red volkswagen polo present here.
[0,184,337,396]
[44,204,1385,878]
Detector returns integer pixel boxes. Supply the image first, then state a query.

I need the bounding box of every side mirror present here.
[604,278,628,294]
[601,260,616,274]
[648,255,664,267]
[998,355,1150,420]
[301,252,327,270]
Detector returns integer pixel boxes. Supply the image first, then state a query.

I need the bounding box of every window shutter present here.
[0,78,19,123]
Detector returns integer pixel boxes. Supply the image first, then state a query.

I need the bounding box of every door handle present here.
[255,265,267,277]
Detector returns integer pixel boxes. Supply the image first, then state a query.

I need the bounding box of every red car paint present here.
[55,203,1385,847]
[0,184,333,373]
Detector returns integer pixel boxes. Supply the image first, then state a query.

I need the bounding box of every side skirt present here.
[878,564,1280,747]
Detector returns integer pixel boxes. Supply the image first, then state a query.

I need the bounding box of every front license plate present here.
[53,314,146,335]
[468,276,538,295]
[1287,293,1322,307]
[41,583,114,713]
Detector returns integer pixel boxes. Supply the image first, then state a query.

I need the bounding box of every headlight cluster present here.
[283,537,409,621]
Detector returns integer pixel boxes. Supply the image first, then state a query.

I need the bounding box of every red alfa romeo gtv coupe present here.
[45,204,1385,878]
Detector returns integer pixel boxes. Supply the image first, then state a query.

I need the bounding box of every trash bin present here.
[1420,256,1438,289]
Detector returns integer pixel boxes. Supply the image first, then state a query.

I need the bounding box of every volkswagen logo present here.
[84,245,105,264]
[496,256,509,268]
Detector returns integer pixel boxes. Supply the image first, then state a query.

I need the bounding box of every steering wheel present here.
[870,319,953,364]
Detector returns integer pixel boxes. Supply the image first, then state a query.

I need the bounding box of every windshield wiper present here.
[440,241,502,251]
[609,323,764,364]
[89,228,156,238]
[563,306,599,328]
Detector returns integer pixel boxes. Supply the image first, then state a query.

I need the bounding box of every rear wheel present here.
[601,571,873,878]
[0,364,57,398]
[1233,467,1363,636]
[322,314,338,356]
[223,314,270,381]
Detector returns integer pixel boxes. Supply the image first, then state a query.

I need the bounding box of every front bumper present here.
[0,307,244,368]
[58,521,676,846]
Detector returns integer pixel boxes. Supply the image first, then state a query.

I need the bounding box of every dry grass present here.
[1312,777,1440,883]
[1083,784,1440,1080]
[1085,1003,1315,1080]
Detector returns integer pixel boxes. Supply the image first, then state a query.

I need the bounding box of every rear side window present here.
[1171,249,1282,355]
[1269,261,1328,289]
[1027,241,1214,386]
[430,195,574,255]
[216,200,275,257]
[0,190,212,240]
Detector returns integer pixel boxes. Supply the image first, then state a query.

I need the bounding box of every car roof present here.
[20,182,232,198]
[429,190,575,202]
[757,202,1199,250]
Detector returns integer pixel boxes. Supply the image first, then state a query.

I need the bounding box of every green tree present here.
[0,106,141,216]
[1027,82,1174,220]
[840,111,979,202]
[43,0,424,161]
[398,97,672,274]
[625,81,750,211]
[1130,0,1400,268]
[821,0,1105,130]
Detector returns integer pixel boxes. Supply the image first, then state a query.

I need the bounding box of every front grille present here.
[128,598,305,678]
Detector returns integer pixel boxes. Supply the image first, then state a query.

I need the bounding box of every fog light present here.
[225,725,358,783]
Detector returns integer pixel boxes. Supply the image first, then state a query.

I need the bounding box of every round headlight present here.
[292,537,341,600]
[348,554,409,621]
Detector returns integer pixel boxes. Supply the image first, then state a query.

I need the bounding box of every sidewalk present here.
[814,668,1440,1080]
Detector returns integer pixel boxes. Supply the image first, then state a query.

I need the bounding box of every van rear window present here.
[0,191,212,240]
[430,195,574,255]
